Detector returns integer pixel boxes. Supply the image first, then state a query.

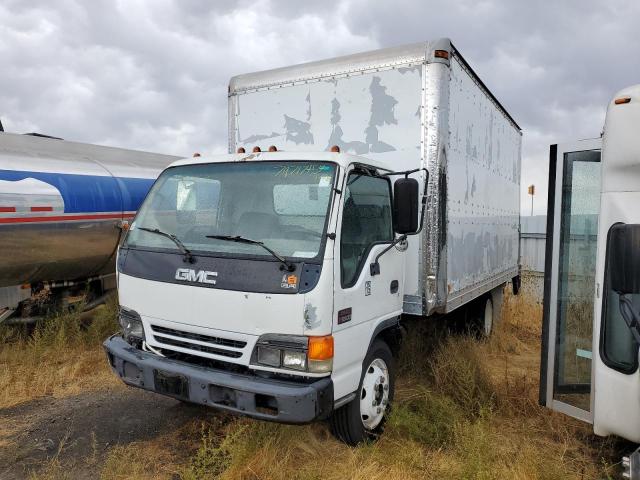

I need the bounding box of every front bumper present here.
[103,335,333,424]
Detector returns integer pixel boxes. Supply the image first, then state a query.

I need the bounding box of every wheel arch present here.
[368,316,403,358]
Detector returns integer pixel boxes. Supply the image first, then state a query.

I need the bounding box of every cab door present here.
[331,167,405,400]
[540,138,602,422]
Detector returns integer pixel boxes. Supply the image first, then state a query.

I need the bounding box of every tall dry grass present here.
[0,277,625,479]
[122,279,621,480]
[0,299,120,409]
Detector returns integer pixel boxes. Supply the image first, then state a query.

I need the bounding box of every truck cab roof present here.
[167,151,394,173]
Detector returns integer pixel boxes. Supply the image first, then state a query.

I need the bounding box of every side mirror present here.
[609,224,640,295]
[393,178,419,234]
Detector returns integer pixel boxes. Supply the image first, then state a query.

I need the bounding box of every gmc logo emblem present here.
[175,268,218,284]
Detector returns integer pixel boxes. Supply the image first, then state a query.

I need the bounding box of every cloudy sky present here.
[1,0,638,214]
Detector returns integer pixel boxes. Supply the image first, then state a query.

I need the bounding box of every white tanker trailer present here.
[0,131,181,322]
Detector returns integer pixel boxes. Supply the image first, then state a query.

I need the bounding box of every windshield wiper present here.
[205,234,295,272]
[138,227,195,263]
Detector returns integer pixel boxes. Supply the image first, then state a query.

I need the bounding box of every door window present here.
[340,173,393,288]
[553,150,601,411]
[601,225,639,373]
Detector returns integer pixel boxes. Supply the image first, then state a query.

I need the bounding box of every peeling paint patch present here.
[304,303,319,329]
[327,76,400,154]
[242,132,281,143]
[284,115,314,144]
[326,98,368,153]
[369,77,398,125]
[397,65,421,75]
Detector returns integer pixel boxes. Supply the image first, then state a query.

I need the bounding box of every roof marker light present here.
[252,146,261,153]
[193,152,201,157]
[434,50,450,59]
[330,145,340,153]
[268,145,278,152]
[237,147,246,153]
[615,97,632,105]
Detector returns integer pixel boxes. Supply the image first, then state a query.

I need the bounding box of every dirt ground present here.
[0,385,219,479]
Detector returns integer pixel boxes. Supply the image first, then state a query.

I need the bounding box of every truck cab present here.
[105,150,420,444]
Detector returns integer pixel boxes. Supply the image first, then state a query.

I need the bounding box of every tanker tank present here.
[0,132,182,320]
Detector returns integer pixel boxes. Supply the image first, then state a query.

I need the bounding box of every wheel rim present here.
[483,298,493,336]
[360,357,390,430]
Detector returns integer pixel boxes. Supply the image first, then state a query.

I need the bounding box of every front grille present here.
[150,325,246,348]
[153,336,243,359]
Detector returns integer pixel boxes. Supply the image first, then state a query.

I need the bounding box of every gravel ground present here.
[0,385,218,479]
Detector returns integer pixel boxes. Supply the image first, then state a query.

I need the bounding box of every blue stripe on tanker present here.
[0,169,155,213]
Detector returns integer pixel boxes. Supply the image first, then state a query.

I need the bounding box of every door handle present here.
[390,280,399,294]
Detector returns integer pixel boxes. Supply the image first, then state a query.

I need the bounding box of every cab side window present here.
[340,173,393,288]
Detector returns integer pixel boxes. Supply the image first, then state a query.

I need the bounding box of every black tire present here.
[330,339,395,445]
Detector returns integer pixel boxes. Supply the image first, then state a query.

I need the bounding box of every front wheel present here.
[330,340,395,445]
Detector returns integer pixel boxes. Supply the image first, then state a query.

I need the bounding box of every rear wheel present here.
[470,285,504,337]
[330,340,394,445]
[482,296,494,337]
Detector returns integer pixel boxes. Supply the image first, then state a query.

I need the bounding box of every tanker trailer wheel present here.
[330,340,395,445]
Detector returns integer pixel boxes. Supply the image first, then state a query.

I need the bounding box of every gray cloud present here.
[1,0,638,214]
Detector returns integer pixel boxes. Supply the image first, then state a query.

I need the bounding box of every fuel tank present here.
[0,132,181,288]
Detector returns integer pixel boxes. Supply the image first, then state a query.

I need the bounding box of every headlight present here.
[283,350,307,370]
[251,334,332,373]
[257,346,281,367]
[118,307,145,344]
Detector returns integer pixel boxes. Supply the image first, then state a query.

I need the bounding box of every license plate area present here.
[153,369,189,400]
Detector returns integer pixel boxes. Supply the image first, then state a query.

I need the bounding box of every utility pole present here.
[528,184,535,216]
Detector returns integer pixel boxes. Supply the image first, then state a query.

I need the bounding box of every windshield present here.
[124,161,336,262]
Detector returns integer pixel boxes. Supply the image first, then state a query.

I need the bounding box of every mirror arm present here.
[370,234,408,276]
[413,183,428,236]
[370,169,430,276]
[408,168,429,236]
[618,294,640,345]
[387,167,430,236]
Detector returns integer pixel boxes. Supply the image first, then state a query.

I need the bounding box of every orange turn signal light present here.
[308,335,334,360]
[434,49,449,59]
[615,97,631,105]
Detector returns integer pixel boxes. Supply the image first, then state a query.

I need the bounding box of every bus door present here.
[539,138,602,422]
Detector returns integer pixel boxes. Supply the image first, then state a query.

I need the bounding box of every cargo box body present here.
[228,38,521,315]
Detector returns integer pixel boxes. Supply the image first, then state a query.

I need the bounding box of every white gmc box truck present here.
[105,39,521,444]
